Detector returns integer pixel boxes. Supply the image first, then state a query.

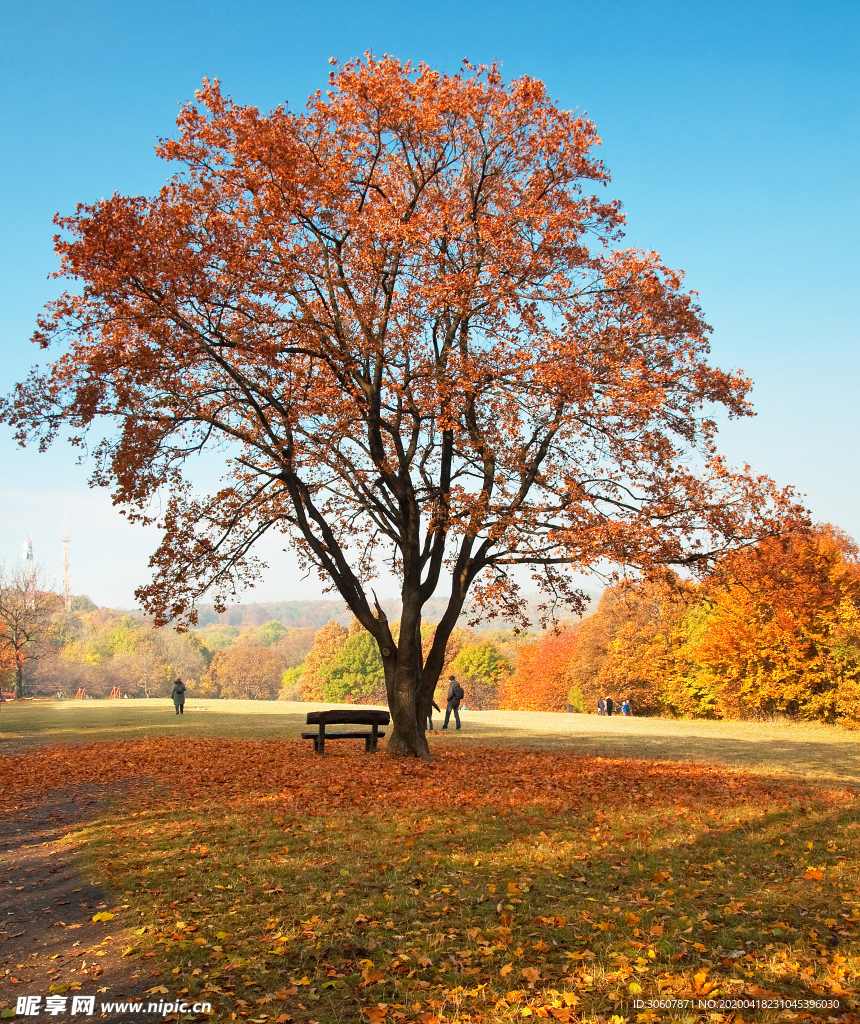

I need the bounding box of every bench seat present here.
[303,709,390,754]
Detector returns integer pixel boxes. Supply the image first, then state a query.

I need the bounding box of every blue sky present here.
[1,0,857,608]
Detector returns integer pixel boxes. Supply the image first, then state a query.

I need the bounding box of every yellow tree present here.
[567,578,693,715]
[299,620,349,700]
[451,639,511,709]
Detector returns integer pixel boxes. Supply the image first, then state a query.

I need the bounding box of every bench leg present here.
[364,736,372,753]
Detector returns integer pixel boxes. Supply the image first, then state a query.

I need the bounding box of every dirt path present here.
[0,787,167,1022]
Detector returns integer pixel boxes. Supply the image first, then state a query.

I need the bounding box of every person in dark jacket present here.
[597,697,606,716]
[426,697,441,732]
[605,696,614,716]
[171,678,186,715]
[442,675,464,730]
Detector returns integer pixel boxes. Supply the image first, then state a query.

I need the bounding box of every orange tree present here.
[567,577,694,716]
[688,524,860,720]
[2,57,805,756]
[500,626,579,712]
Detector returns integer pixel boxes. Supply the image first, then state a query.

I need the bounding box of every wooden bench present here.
[303,709,390,755]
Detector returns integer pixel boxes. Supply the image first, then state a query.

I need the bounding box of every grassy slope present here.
[3,703,860,1022]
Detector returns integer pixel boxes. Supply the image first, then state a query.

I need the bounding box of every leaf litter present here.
[2,738,859,1023]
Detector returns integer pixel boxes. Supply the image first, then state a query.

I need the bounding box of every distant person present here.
[621,698,631,716]
[171,678,187,716]
[597,696,606,716]
[442,675,464,731]
[605,696,614,716]
[426,697,441,731]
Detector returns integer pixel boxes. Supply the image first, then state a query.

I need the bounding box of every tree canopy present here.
[2,55,806,755]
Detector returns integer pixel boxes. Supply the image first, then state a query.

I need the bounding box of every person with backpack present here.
[442,675,464,730]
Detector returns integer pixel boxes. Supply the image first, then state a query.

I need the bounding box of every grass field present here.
[3,703,860,1023]
[3,698,860,783]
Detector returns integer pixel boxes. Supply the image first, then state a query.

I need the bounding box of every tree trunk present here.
[385,665,430,758]
[384,599,431,759]
[14,655,23,700]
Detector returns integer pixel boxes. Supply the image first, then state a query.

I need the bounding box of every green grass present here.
[4,699,860,783]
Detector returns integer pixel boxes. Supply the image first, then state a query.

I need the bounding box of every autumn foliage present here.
[500,525,860,722]
[499,627,578,712]
[3,55,807,754]
[680,524,860,720]
[4,735,859,1021]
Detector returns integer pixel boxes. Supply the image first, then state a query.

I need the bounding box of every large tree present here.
[2,57,805,755]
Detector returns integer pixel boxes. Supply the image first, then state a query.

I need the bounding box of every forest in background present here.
[4,525,860,723]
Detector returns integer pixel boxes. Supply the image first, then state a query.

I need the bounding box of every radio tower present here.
[62,526,71,612]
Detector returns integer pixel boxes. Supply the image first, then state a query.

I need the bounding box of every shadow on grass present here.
[449,714,860,783]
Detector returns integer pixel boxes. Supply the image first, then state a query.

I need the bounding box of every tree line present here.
[0,574,519,705]
[503,524,860,723]
[3,524,859,722]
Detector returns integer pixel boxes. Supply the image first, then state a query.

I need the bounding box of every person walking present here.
[597,696,606,716]
[605,696,614,717]
[426,697,441,731]
[442,675,464,730]
[171,678,186,715]
[621,698,630,716]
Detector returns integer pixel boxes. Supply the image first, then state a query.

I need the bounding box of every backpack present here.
[453,683,464,702]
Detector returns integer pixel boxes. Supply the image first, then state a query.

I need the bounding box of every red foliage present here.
[0,736,796,818]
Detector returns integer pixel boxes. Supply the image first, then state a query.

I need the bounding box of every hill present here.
[191,591,598,631]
